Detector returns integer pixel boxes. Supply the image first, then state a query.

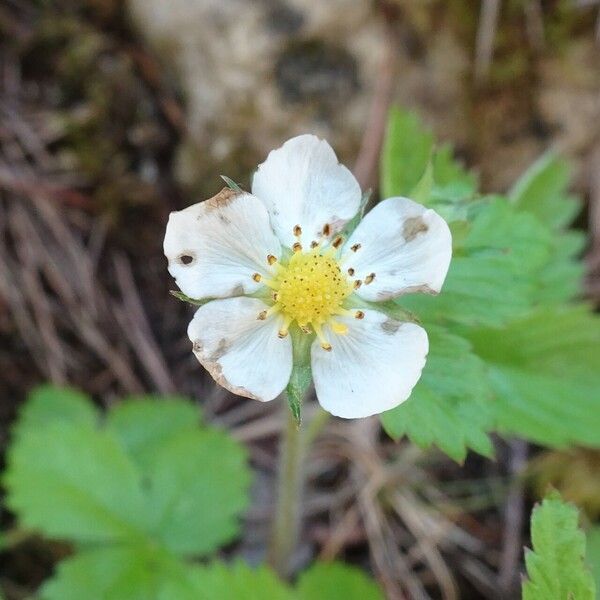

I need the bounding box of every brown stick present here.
[353,6,399,191]
[498,438,528,594]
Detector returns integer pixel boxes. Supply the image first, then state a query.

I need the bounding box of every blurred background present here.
[1,1,599,598]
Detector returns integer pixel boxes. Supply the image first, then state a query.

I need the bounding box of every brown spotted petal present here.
[187,297,293,402]
[342,197,452,302]
[164,189,281,300]
[310,309,428,418]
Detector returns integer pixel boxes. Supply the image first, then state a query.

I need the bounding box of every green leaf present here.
[510,153,579,230]
[465,306,600,447]
[4,423,148,544]
[106,396,200,471]
[399,255,534,327]
[4,392,252,558]
[586,526,600,594]
[399,198,553,328]
[431,144,477,202]
[296,562,384,600]
[145,428,251,557]
[191,561,291,600]
[381,326,494,462]
[13,385,97,438]
[523,492,595,600]
[381,108,433,199]
[40,546,199,600]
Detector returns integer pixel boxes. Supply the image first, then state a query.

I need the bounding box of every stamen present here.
[292,242,303,253]
[310,241,319,248]
[314,323,332,351]
[347,267,355,276]
[252,273,262,282]
[293,224,302,237]
[272,292,279,301]
[355,310,365,319]
[353,279,363,289]
[332,236,343,249]
[257,305,281,321]
[350,243,361,252]
[322,223,331,237]
[365,272,376,285]
[300,325,312,334]
[267,254,278,265]
[278,315,293,338]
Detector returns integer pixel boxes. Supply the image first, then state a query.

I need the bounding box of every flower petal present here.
[188,297,292,402]
[164,188,281,300]
[252,135,361,248]
[311,310,428,418]
[343,197,452,301]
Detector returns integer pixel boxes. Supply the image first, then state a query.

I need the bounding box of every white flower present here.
[164,135,452,418]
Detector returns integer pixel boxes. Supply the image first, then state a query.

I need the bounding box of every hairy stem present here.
[268,404,329,577]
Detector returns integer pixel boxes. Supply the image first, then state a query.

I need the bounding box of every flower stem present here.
[268,404,329,578]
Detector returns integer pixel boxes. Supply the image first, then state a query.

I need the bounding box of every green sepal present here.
[340,189,372,238]
[170,290,210,306]
[220,175,243,192]
[285,329,314,426]
[409,160,434,206]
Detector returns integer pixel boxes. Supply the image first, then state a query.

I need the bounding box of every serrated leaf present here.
[296,562,384,600]
[523,492,595,600]
[399,255,534,327]
[381,326,494,462]
[146,428,251,557]
[5,392,252,558]
[381,108,433,199]
[13,385,98,438]
[465,306,600,447]
[510,153,579,230]
[4,423,148,543]
[107,396,201,471]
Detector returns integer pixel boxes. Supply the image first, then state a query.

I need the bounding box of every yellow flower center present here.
[275,250,352,328]
[253,225,369,351]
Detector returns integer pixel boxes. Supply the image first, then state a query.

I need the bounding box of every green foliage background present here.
[380,108,600,462]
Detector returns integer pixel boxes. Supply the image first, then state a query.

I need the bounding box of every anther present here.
[292,242,303,253]
[278,329,289,339]
[353,280,363,289]
[332,236,343,249]
[252,273,262,282]
[322,223,331,237]
[272,292,279,301]
[257,310,268,320]
[321,342,332,351]
[350,243,361,252]
[355,310,365,319]
[267,254,277,265]
[365,272,376,285]
[300,325,312,334]
[347,267,355,276]
[293,224,302,237]
[310,241,319,249]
